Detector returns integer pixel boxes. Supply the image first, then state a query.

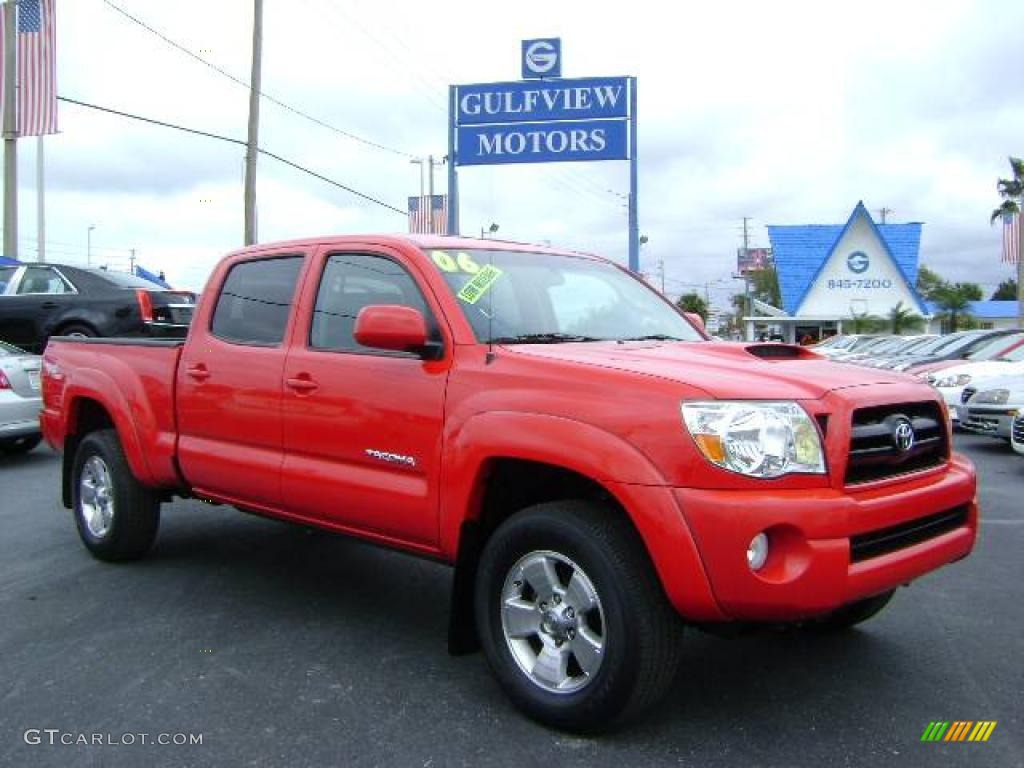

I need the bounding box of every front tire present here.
[474,500,684,732]
[72,429,160,561]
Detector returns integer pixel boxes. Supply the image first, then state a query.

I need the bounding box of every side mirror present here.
[354,305,432,356]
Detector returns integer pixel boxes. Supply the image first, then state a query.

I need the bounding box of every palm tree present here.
[888,301,925,334]
[676,291,708,321]
[931,282,982,332]
[991,156,1023,328]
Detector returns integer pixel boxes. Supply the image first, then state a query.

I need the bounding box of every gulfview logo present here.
[921,721,997,742]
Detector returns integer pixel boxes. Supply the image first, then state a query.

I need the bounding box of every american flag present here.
[1003,211,1020,265]
[0,0,58,136]
[408,195,448,234]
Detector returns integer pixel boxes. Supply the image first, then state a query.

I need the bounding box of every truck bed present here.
[41,337,185,492]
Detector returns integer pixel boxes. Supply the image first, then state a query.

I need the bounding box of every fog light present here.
[747,533,769,571]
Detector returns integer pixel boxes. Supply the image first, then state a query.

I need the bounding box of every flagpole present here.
[36,135,44,262]
[3,0,17,260]
[1017,213,1023,330]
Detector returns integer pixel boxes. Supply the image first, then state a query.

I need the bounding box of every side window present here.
[310,253,429,352]
[0,266,16,293]
[17,266,74,295]
[211,256,303,345]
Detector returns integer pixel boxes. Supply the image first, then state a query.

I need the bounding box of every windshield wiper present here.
[489,333,605,344]
[617,334,685,342]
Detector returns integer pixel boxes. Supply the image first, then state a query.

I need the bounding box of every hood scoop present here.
[745,343,820,361]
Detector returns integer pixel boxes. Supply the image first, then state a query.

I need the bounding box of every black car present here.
[0,263,196,353]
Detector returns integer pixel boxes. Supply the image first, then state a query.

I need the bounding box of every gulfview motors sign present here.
[452,43,632,166]
[455,79,628,165]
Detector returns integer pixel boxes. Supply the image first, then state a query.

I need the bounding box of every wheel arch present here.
[443,411,721,653]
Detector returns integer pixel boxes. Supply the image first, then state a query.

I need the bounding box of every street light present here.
[87,225,96,267]
[409,158,425,198]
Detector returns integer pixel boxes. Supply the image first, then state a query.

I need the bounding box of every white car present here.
[929,345,1024,422]
[956,374,1024,441]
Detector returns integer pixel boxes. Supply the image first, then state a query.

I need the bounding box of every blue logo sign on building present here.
[522,38,561,79]
[847,251,870,274]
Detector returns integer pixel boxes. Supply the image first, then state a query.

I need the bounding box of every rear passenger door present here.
[177,254,306,510]
[280,248,451,547]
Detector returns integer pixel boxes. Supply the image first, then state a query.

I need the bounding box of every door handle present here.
[186,364,210,382]
[286,375,319,393]
[40,301,59,309]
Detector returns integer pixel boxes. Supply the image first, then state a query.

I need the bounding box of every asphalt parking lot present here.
[1,435,1021,768]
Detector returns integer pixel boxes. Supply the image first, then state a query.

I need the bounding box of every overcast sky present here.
[7,0,1024,307]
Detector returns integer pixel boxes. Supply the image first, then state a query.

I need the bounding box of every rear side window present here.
[17,266,74,295]
[310,253,429,352]
[211,256,303,345]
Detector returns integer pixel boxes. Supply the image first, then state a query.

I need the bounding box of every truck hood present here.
[505,341,918,400]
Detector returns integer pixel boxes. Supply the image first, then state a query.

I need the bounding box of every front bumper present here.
[670,455,977,621]
[958,405,1018,439]
[0,394,42,439]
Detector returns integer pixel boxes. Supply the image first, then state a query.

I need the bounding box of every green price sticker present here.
[457,264,503,304]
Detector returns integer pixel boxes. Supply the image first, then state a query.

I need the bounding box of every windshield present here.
[423,248,704,344]
[968,333,1024,361]
[998,343,1024,363]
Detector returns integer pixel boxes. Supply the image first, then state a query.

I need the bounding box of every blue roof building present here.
[754,202,931,340]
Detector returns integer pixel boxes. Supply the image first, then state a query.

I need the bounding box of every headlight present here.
[934,374,972,388]
[681,401,826,478]
[972,388,1009,405]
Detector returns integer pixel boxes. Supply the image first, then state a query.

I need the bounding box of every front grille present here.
[961,387,976,404]
[1013,414,1024,445]
[850,506,968,562]
[845,401,948,484]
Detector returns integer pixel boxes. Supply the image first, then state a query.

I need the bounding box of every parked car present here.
[40,235,977,732]
[0,263,196,353]
[0,340,42,454]
[912,331,1024,380]
[892,329,1020,373]
[956,374,1024,441]
[930,343,1024,423]
[811,333,884,357]
[1011,411,1024,456]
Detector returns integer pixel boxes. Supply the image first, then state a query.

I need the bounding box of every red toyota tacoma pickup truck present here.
[40,235,978,731]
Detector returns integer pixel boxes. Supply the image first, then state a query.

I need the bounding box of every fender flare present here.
[440,410,721,621]
[62,370,158,487]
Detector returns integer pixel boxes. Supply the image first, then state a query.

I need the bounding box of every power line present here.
[58,96,408,215]
[99,0,416,160]
[307,0,624,212]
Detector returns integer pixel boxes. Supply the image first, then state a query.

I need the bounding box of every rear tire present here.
[807,590,895,631]
[0,434,41,455]
[71,429,160,561]
[474,500,684,733]
[58,323,97,339]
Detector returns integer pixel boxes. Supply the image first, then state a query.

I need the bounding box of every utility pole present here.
[243,0,263,246]
[878,207,893,224]
[742,216,752,339]
[658,259,665,294]
[3,0,17,260]
[36,138,44,262]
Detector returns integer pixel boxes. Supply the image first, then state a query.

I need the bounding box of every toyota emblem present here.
[893,419,915,453]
